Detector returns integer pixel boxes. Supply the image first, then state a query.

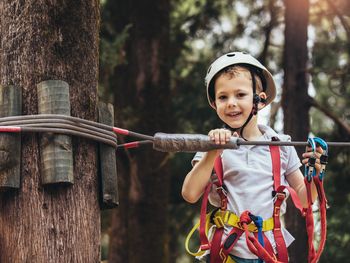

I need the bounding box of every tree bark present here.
[106,0,171,262]
[0,1,100,262]
[282,0,310,262]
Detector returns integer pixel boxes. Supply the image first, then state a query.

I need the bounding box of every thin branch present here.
[269,100,281,130]
[258,0,279,64]
[308,96,350,136]
[326,0,350,40]
[154,152,174,173]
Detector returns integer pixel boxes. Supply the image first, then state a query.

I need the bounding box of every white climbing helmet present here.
[205,51,277,108]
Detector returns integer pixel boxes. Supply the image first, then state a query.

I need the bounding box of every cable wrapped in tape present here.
[153,133,240,152]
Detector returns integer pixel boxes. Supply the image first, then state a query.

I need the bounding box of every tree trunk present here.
[106,0,171,262]
[0,1,100,262]
[282,0,310,262]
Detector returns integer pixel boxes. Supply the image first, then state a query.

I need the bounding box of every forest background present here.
[85,0,348,262]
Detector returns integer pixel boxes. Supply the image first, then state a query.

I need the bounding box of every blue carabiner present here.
[304,138,317,182]
[313,137,328,180]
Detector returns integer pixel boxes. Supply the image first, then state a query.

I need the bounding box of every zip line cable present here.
[0,114,349,152]
[0,114,153,141]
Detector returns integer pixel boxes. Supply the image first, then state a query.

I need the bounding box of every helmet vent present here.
[226,53,236,57]
[207,66,212,74]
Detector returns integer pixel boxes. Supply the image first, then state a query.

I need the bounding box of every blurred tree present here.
[282,0,310,262]
[100,0,172,262]
[283,0,350,262]
[0,0,100,262]
[308,0,350,261]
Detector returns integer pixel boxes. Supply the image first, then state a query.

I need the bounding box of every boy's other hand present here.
[302,146,324,173]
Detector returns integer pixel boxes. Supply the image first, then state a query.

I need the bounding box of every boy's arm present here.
[182,128,232,204]
[286,146,323,208]
[286,169,317,208]
[182,150,218,203]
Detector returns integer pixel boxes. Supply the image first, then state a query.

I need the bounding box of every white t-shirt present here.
[192,125,302,259]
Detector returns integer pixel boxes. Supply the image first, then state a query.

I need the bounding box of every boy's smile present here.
[214,73,254,129]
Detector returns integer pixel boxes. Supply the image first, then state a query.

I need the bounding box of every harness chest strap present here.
[270,145,288,262]
[304,179,316,262]
[210,157,228,263]
[303,175,328,263]
[312,177,327,263]
[303,137,328,263]
[199,182,214,251]
[197,156,227,254]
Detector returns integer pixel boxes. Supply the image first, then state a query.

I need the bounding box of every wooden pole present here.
[98,102,118,208]
[0,85,22,189]
[37,80,73,185]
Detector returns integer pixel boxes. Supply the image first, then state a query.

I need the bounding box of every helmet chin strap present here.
[223,68,259,141]
[223,110,255,141]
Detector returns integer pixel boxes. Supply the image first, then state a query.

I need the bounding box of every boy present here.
[182,52,322,263]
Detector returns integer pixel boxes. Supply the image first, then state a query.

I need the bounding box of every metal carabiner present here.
[313,137,328,180]
[304,138,317,182]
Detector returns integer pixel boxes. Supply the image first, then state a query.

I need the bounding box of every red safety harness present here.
[194,138,328,263]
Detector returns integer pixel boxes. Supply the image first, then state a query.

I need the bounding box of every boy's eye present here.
[217,95,227,100]
[237,93,247,97]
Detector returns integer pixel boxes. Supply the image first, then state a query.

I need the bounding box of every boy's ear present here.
[257,92,267,110]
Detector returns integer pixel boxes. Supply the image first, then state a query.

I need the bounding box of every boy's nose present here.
[227,97,237,107]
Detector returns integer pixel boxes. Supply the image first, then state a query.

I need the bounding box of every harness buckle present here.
[200,243,211,251]
[306,166,314,182]
[216,185,228,197]
[213,216,225,228]
[216,185,228,210]
[273,192,286,203]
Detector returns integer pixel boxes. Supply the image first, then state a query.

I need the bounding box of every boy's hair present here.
[208,64,265,103]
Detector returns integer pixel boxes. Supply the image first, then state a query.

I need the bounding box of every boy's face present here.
[213,72,265,129]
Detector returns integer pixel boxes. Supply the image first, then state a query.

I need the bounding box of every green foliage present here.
[314,131,350,262]
[309,1,350,261]
[99,24,131,74]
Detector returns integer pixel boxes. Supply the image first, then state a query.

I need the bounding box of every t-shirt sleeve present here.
[191,152,220,207]
[191,152,205,166]
[285,146,302,176]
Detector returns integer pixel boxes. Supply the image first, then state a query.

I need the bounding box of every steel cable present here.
[17,126,117,148]
[19,123,117,145]
[0,118,116,138]
[0,114,154,141]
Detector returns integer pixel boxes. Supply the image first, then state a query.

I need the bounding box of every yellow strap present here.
[214,211,274,232]
[185,218,238,261]
[185,213,212,257]
[225,255,236,263]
